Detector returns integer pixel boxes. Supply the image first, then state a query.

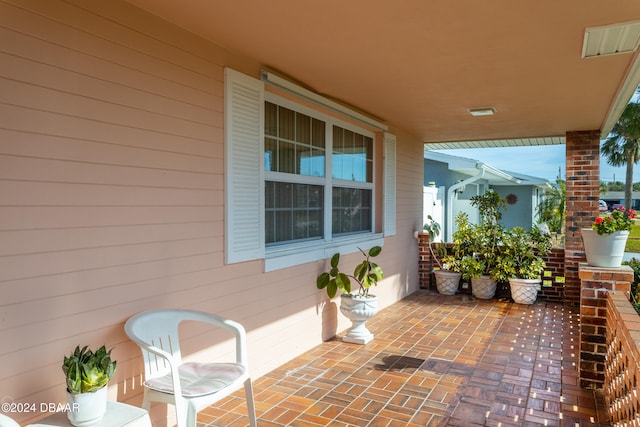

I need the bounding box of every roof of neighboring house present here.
[424,151,552,188]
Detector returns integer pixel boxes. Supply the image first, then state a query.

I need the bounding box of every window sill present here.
[264,233,384,272]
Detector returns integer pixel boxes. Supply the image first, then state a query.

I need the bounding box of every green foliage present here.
[601,101,640,209]
[62,345,116,394]
[471,189,507,223]
[624,258,640,315]
[316,246,384,298]
[447,190,552,282]
[536,179,565,234]
[459,255,485,280]
[422,215,441,241]
[592,206,637,235]
[440,254,462,272]
[454,191,507,279]
[492,226,552,282]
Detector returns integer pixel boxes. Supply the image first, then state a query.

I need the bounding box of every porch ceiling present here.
[125,0,640,146]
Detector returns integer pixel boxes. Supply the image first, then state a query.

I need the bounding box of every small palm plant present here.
[62,345,117,394]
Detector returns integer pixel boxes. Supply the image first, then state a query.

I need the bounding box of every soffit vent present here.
[582,21,640,58]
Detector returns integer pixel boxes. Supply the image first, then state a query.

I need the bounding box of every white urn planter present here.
[434,270,461,295]
[471,276,497,299]
[581,228,629,268]
[340,294,378,344]
[66,385,108,426]
[509,278,541,305]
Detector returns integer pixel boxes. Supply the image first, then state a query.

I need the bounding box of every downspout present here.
[446,167,486,242]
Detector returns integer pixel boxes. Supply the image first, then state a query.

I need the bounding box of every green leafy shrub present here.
[625,257,640,315]
[317,246,384,298]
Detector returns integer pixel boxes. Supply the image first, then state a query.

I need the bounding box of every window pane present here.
[265,102,277,137]
[265,181,324,245]
[265,137,277,171]
[332,126,371,183]
[279,106,295,140]
[279,141,296,174]
[332,187,372,235]
[265,103,326,177]
[296,114,310,144]
[312,118,325,148]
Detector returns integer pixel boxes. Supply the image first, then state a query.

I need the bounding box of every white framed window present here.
[264,95,375,248]
[225,68,394,270]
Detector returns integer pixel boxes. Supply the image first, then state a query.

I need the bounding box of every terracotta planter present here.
[509,278,541,305]
[581,228,629,268]
[434,270,461,295]
[340,294,378,344]
[471,276,497,299]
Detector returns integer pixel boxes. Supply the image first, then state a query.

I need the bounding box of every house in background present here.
[601,191,640,210]
[424,151,552,240]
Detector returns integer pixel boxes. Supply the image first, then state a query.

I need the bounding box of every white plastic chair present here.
[124,309,257,427]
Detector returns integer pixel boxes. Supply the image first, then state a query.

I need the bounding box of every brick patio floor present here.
[198,290,609,426]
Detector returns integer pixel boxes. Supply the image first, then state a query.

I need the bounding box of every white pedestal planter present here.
[66,385,107,426]
[340,294,378,344]
[581,228,629,268]
[434,270,461,295]
[471,276,497,299]
[509,278,541,305]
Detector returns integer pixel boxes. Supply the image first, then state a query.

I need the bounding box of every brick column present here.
[565,131,601,306]
[578,264,633,389]
[418,231,432,289]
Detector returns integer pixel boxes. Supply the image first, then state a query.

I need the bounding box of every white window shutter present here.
[383,132,397,236]
[224,68,265,263]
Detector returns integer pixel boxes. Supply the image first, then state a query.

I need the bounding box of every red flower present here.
[592,205,635,234]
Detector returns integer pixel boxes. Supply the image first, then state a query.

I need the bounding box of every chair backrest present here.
[124,309,198,380]
[125,309,248,381]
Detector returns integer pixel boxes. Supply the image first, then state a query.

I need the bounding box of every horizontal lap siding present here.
[0,0,423,425]
[0,1,227,424]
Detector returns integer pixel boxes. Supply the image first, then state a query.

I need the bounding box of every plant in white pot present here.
[456,191,508,300]
[493,225,552,304]
[317,246,384,344]
[582,206,636,267]
[62,345,116,426]
[423,215,462,295]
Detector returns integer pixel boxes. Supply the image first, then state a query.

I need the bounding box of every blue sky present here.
[434,144,640,183]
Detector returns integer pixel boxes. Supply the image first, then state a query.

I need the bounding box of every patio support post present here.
[565,130,601,306]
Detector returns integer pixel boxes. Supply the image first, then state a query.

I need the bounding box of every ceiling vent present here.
[582,21,640,58]
[467,107,496,116]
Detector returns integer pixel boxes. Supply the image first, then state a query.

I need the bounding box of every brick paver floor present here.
[199,290,608,426]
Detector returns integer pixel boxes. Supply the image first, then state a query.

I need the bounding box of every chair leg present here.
[141,391,151,411]
[244,378,257,427]
[185,408,197,427]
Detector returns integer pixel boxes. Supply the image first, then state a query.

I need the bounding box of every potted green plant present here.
[317,246,384,344]
[582,206,636,267]
[62,345,117,426]
[456,191,507,299]
[422,216,462,295]
[493,225,552,304]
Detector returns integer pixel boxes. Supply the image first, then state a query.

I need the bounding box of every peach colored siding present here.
[0,0,423,425]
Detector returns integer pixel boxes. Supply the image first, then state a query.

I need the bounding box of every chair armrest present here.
[197,313,249,367]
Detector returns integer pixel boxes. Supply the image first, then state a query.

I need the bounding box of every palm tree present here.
[537,179,565,234]
[601,102,640,209]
